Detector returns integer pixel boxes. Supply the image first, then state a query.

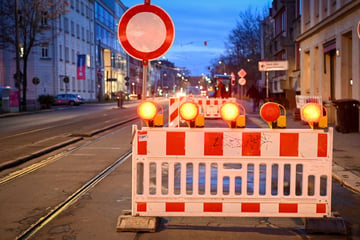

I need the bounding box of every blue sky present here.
[121,0,271,76]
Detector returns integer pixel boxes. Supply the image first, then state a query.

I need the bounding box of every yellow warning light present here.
[301,103,321,123]
[301,103,324,129]
[137,101,157,121]
[179,102,199,121]
[220,102,239,122]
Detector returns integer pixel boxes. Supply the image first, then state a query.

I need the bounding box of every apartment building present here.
[297,0,360,102]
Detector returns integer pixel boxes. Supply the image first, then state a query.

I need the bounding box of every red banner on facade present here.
[77,54,86,80]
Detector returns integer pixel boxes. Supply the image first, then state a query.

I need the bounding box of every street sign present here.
[239,77,246,86]
[117,3,175,61]
[238,69,247,78]
[258,60,288,71]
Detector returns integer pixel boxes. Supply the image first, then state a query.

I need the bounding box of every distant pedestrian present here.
[116,91,123,108]
[246,84,260,113]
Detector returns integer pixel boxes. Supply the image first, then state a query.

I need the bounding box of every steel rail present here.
[16,149,132,240]
[0,117,138,185]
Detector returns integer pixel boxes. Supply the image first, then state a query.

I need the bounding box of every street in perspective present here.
[1,0,360,240]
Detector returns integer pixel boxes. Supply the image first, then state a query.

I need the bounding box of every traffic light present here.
[125,76,130,86]
[137,101,163,127]
[301,103,327,129]
[220,102,246,128]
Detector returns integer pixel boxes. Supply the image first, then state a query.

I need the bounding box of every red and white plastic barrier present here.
[169,97,236,124]
[132,125,333,218]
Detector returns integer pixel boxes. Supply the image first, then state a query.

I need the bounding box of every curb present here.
[0,137,83,171]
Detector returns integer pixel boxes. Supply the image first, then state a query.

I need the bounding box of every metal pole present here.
[266,71,269,99]
[142,60,148,101]
[15,0,21,111]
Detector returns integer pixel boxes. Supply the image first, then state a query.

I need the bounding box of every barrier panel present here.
[169,97,236,125]
[132,125,333,218]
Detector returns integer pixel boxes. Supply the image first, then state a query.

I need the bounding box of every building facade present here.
[261,0,298,109]
[95,0,128,101]
[297,0,360,102]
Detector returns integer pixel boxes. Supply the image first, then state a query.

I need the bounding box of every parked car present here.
[53,94,83,106]
[75,94,85,104]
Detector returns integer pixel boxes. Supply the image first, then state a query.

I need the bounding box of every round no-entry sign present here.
[118,3,175,61]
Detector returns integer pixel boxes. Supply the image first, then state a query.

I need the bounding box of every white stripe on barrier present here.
[132,126,333,218]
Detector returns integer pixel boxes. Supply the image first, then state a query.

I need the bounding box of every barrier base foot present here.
[116,211,158,232]
[305,213,347,235]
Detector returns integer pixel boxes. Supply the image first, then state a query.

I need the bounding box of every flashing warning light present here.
[179,102,199,121]
[220,102,239,122]
[301,103,322,128]
[137,101,157,120]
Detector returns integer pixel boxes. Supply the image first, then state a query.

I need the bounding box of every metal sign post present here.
[258,61,288,100]
[118,1,174,100]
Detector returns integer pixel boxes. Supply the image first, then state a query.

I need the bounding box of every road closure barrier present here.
[131,125,333,218]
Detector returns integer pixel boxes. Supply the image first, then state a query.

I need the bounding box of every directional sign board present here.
[258,61,288,72]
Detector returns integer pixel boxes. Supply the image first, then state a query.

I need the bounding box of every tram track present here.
[15,150,132,240]
[0,116,138,181]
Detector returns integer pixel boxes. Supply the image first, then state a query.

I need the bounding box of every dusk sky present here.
[121,0,271,76]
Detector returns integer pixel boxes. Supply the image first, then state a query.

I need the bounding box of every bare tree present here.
[0,0,68,111]
[210,6,267,87]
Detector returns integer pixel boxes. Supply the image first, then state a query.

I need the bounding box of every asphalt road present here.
[0,99,359,239]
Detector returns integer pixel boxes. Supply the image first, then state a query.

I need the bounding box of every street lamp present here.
[218,60,226,75]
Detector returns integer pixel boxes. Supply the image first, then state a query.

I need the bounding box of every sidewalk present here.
[239,99,360,194]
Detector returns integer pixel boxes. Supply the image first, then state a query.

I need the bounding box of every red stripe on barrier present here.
[137,131,147,155]
[316,203,327,213]
[204,202,223,212]
[166,132,185,155]
[214,100,218,105]
[280,133,299,156]
[242,203,260,212]
[242,132,261,156]
[170,98,176,105]
[170,108,179,122]
[279,203,298,213]
[206,100,210,105]
[137,202,147,212]
[166,202,185,212]
[317,133,328,157]
[204,132,223,156]
[198,100,203,105]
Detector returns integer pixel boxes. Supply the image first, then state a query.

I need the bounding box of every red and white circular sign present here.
[239,77,246,86]
[118,3,175,61]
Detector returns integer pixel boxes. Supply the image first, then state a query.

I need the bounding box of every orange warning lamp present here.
[179,102,199,127]
[137,101,163,127]
[260,102,281,128]
[221,102,239,122]
[220,102,246,128]
[301,103,322,129]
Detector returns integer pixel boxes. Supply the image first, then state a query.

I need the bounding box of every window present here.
[64,17,69,32]
[76,24,80,38]
[41,45,49,58]
[275,8,286,36]
[82,27,85,41]
[72,49,75,64]
[41,11,48,26]
[59,45,63,61]
[71,21,75,36]
[65,47,69,62]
